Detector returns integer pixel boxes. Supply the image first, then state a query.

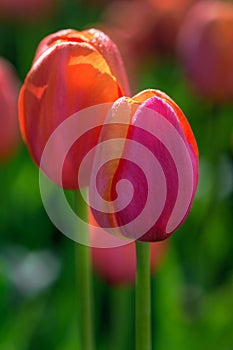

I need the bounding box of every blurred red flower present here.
[0,0,55,21]
[102,0,194,57]
[148,0,194,54]
[177,0,233,102]
[89,209,167,285]
[0,58,20,162]
[99,0,194,92]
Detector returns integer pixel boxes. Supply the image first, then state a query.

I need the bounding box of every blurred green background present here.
[0,0,233,349]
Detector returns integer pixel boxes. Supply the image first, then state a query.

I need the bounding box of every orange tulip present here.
[0,58,20,162]
[19,28,129,188]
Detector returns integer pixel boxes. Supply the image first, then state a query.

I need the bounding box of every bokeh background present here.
[0,0,233,349]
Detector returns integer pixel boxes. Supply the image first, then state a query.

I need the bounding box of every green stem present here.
[75,189,94,350]
[135,241,151,350]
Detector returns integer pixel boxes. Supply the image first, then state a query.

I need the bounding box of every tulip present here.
[0,58,20,162]
[147,0,194,55]
[102,0,194,66]
[90,208,167,285]
[0,0,55,21]
[19,28,129,189]
[90,89,198,241]
[102,1,156,59]
[100,1,156,92]
[177,1,233,102]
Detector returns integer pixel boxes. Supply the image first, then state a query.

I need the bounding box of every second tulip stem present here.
[135,241,151,350]
[75,189,94,350]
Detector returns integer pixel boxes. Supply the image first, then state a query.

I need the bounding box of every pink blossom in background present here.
[0,0,55,21]
[177,0,233,102]
[0,58,20,162]
[102,0,194,59]
[102,1,156,59]
[99,1,156,92]
[90,209,167,285]
[99,0,194,91]
[147,0,194,55]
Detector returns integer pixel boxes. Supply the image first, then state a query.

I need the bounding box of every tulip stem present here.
[135,241,151,350]
[75,189,94,350]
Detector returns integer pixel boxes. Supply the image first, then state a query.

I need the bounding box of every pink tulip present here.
[177,1,233,102]
[0,58,20,162]
[90,89,198,242]
[19,28,129,189]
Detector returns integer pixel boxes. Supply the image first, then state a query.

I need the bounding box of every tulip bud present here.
[0,58,20,162]
[19,28,129,189]
[89,209,167,285]
[90,89,198,241]
[177,1,233,102]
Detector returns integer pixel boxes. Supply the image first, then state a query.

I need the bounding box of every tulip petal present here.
[133,89,198,157]
[33,28,130,96]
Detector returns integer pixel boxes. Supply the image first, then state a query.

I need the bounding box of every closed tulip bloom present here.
[0,58,20,162]
[177,1,233,102]
[90,89,198,241]
[89,209,167,285]
[19,28,129,189]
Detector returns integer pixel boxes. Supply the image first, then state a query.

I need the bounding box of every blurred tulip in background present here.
[92,241,166,285]
[89,209,167,285]
[0,0,56,21]
[100,1,158,92]
[177,0,233,102]
[147,0,194,55]
[100,0,194,92]
[0,57,20,162]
